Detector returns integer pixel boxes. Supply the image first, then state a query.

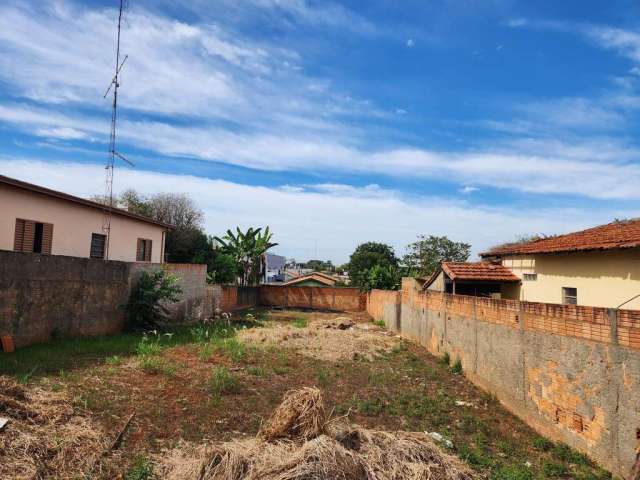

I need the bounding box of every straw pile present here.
[158,387,478,480]
[0,376,105,479]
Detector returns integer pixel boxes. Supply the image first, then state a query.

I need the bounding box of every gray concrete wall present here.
[0,250,209,348]
[367,282,640,479]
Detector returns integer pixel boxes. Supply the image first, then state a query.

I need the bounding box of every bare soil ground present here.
[1,309,613,480]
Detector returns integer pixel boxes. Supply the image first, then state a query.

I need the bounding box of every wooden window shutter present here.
[145,240,152,262]
[41,223,53,255]
[14,219,25,251]
[23,220,36,252]
[136,238,144,261]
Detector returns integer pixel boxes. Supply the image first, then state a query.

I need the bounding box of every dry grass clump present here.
[0,375,105,480]
[260,387,326,441]
[158,387,478,480]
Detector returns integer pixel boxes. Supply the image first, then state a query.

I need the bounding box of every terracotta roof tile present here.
[482,220,640,257]
[441,262,520,282]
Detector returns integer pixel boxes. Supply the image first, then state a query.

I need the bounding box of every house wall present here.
[501,249,640,309]
[0,183,165,263]
[367,280,640,479]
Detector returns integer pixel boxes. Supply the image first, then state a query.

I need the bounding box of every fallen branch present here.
[110,412,136,451]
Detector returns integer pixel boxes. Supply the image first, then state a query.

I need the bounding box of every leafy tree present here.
[214,227,278,286]
[127,270,182,330]
[403,235,471,277]
[304,259,335,272]
[347,242,398,289]
[205,250,237,284]
[366,264,400,291]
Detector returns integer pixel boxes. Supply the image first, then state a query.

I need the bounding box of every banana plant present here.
[214,226,278,286]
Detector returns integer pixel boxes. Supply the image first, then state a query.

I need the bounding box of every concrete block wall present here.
[0,250,209,348]
[367,280,640,478]
[0,250,130,348]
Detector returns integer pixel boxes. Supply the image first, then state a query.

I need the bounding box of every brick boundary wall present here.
[258,285,366,312]
[367,279,640,479]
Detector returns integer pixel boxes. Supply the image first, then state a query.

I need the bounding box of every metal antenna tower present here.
[102,0,133,260]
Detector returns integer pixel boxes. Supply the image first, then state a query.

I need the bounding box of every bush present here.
[127,270,182,330]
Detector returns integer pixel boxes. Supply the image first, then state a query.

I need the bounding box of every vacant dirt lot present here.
[1,309,612,479]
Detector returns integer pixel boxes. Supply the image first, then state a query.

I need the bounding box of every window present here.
[14,218,53,254]
[136,238,153,262]
[563,287,577,305]
[90,233,106,259]
[523,273,538,281]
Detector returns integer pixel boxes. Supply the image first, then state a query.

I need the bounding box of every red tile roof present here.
[281,272,337,286]
[441,262,520,282]
[481,220,640,257]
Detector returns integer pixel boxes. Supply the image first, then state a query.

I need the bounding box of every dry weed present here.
[158,387,479,480]
[0,376,105,480]
[260,387,326,441]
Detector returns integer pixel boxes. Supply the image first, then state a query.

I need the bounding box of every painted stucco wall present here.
[367,280,640,478]
[500,250,640,309]
[0,183,165,263]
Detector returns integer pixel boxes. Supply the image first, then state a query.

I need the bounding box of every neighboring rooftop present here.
[441,262,520,283]
[482,219,640,257]
[281,272,338,287]
[0,175,172,229]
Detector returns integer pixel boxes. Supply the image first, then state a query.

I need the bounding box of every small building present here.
[281,272,338,287]
[0,175,170,263]
[423,262,520,298]
[263,253,286,283]
[481,219,640,309]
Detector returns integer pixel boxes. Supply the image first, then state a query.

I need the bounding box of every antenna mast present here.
[102,0,133,260]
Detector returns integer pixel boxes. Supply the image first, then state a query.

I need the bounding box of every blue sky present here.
[1,0,640,263]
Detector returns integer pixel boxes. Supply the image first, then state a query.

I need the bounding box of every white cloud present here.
[459,186,478,194]
[585,26,640,63]
[504,18,528,28]
[3,103,640,200]
[1,159,629,263]
[34,127,88,140]
[407,38,415,47]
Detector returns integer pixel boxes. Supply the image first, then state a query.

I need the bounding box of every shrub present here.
[127,270,182,330]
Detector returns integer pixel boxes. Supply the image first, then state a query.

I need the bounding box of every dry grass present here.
[0,376,106,479]
[157,387,478,480]
[239,313,399,362]
[260,387,327,441]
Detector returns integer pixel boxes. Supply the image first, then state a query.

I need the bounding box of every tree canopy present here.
[347,242,399,290]
[403,235,471,277]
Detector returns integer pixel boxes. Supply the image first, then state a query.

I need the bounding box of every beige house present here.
[0,175,170,263]
[480,220,640,309]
